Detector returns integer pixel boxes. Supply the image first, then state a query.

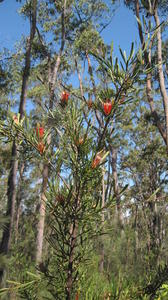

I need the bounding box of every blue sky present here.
[0,1,139,113]
[102,4,139,54]
[0,1,29,50]
[0,1,139,55]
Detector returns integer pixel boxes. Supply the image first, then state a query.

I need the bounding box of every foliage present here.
[0,0,168,299]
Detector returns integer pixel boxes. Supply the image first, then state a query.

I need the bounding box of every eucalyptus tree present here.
[0,0,37,283]
[124,0,168,150]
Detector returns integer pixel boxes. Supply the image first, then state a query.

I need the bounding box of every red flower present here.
[91,154,101,169]
[87,99,92,109]
[13,115,19,124]
[103,99,113,115]
[75,137,84,146]
[61,91,69,103]
[75,292,79,300]
[38,142,45,155]
[79,138,84,145]
[36,126,44,139]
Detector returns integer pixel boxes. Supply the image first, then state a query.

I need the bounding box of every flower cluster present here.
[36,125,45,155]
[91,150,105,169]
[61,91,69,104]
[103,99,114,116]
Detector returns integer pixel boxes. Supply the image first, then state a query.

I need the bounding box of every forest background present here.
[0,0,168,299]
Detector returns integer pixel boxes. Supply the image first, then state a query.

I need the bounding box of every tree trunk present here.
[134,204,139,260]
[135,0,167,146]
[35,164,48,264]
[0,143,18,255]
[111,147,123,230]
[154,6,168,149]
[0,0,37,283]
[15,163,25,243]
[99,170,105,273]
[66,220,78,300]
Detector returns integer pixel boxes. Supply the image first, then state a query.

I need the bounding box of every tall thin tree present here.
[0,0,37,282]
